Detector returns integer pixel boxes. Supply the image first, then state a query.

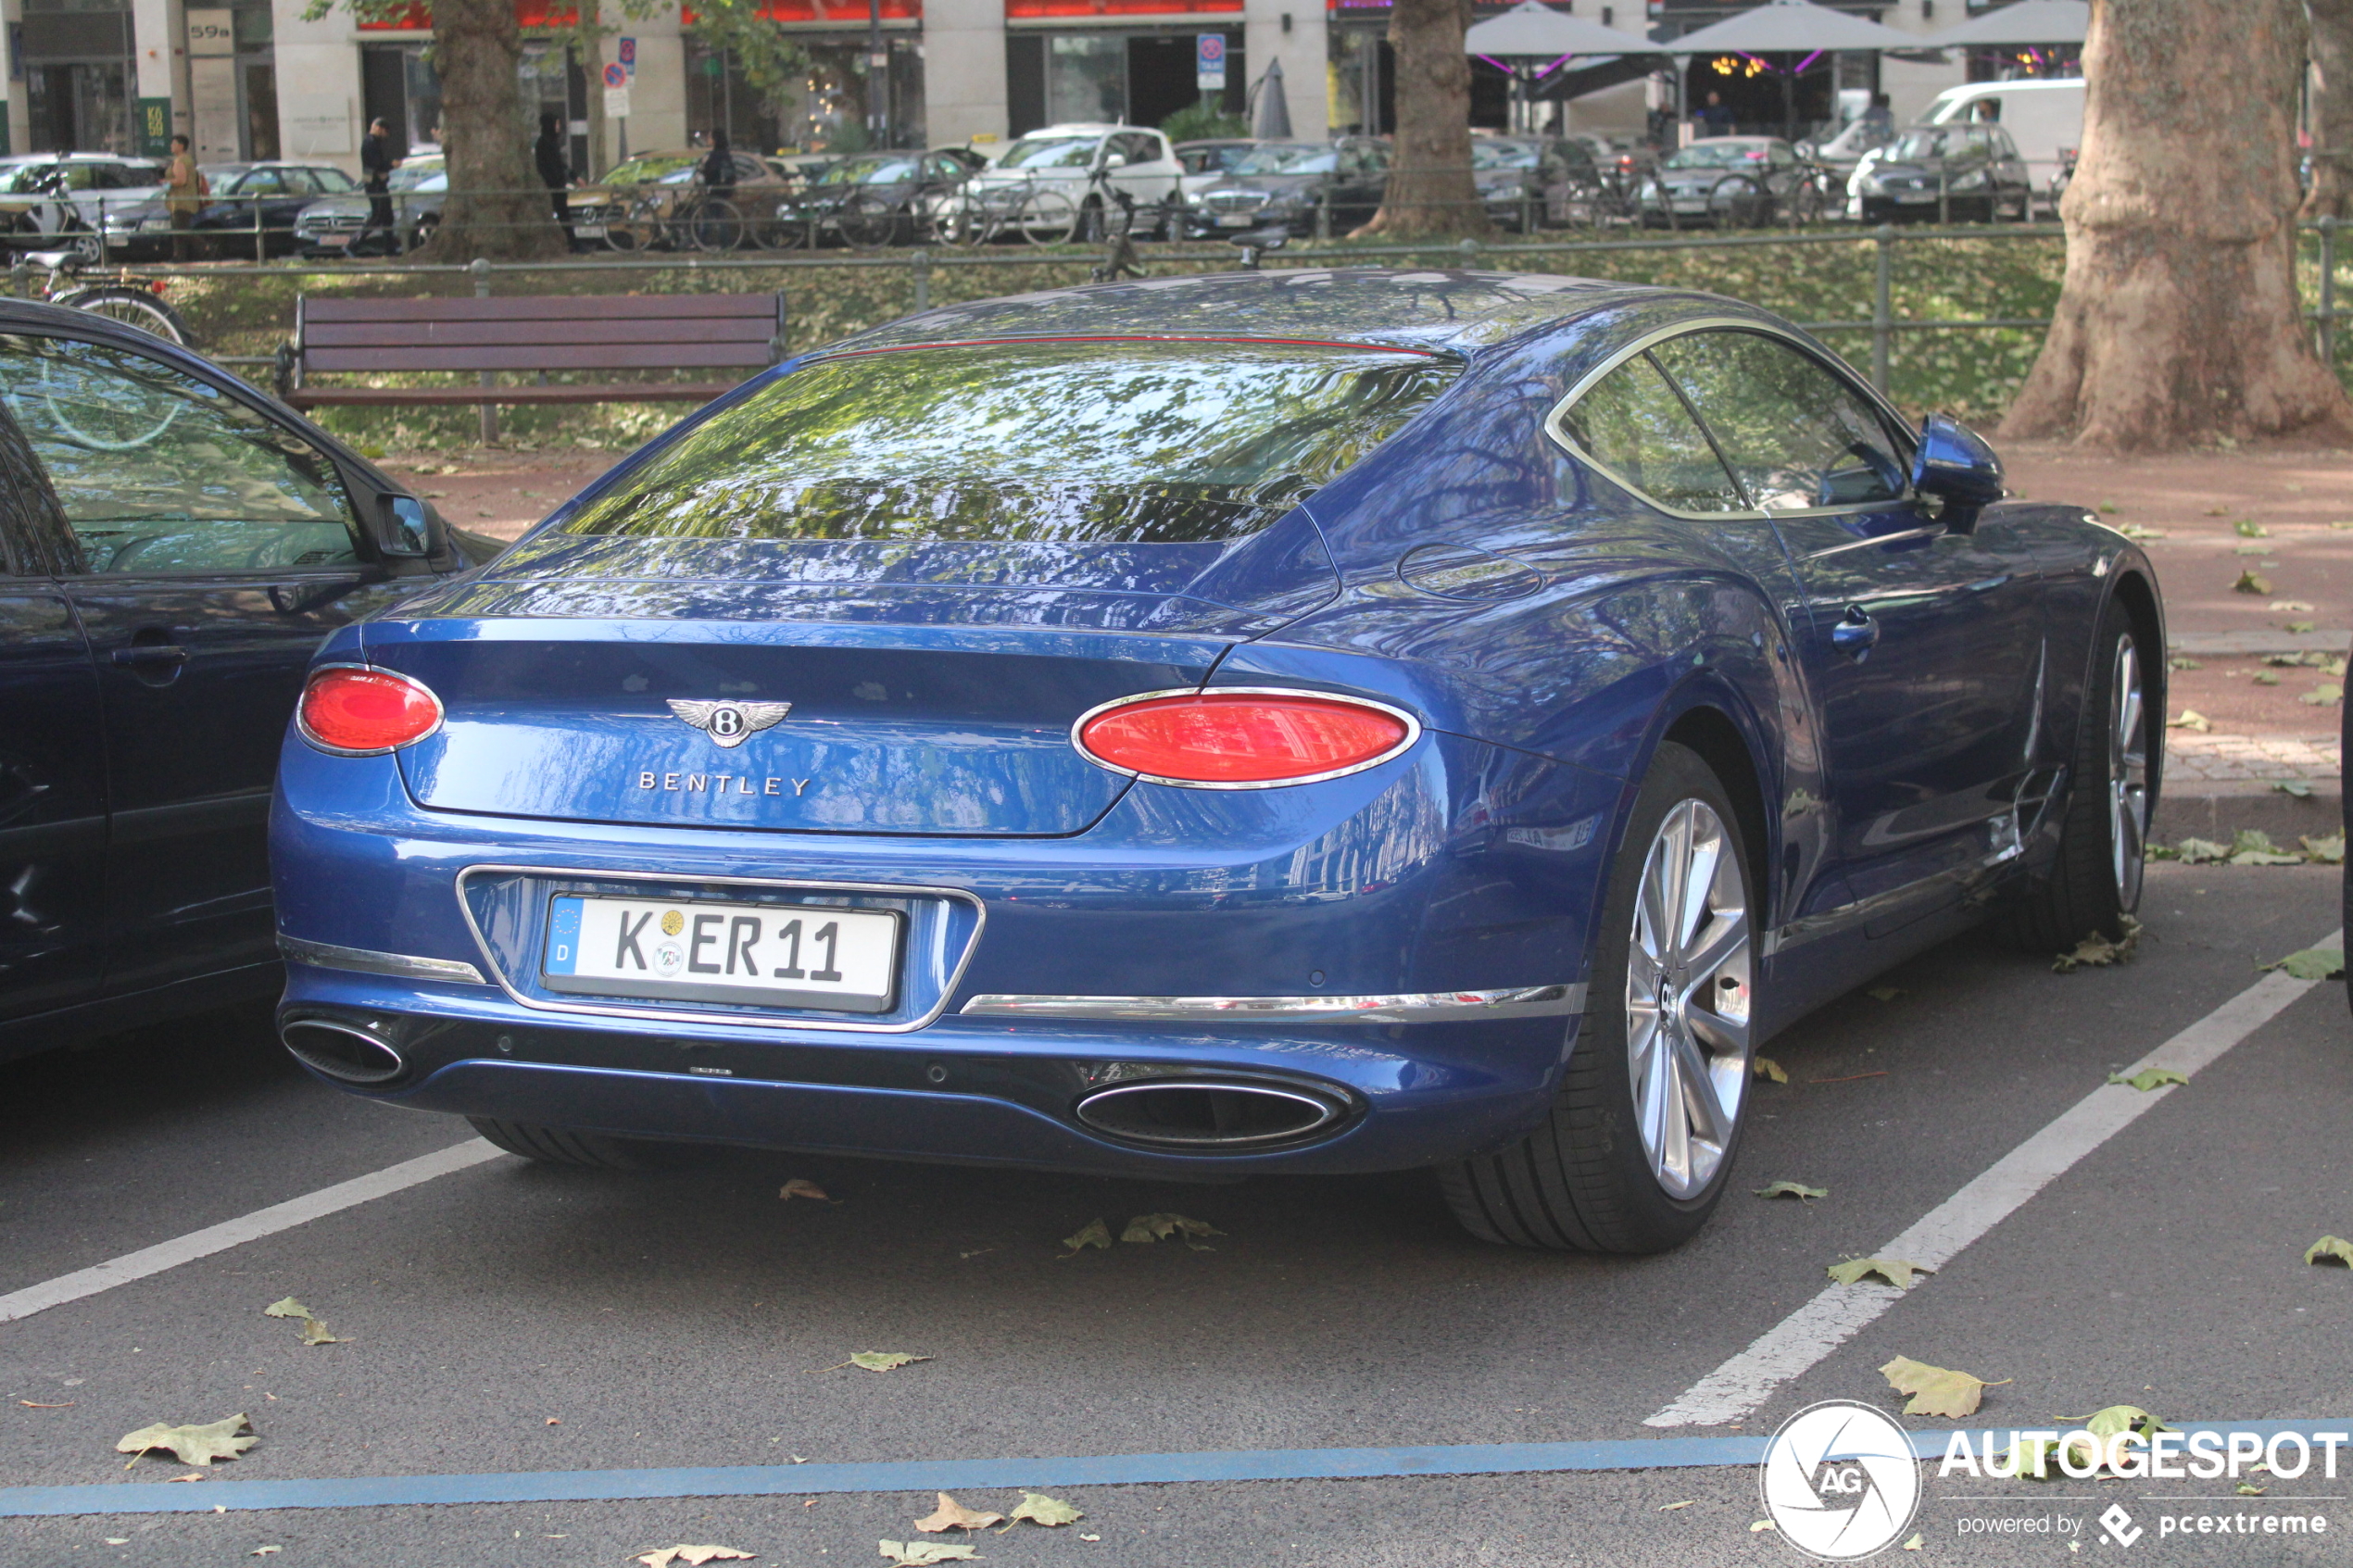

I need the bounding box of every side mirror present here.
[1793,141,1818,160]
[373,491,436,558]
[1910,412,2005,533]
[1102,154,1129,170]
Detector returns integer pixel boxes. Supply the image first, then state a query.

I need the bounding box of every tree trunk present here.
[2306,0,2353,220]
[1353,0,1491,240]
[2001,0,2352,449]
[422,0,567,261]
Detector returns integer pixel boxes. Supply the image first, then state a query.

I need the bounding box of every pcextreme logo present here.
[1759,1400,1922,1560]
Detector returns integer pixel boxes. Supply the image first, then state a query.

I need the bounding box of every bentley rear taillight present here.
[1074,689,1418,788]
[297,666,444,756]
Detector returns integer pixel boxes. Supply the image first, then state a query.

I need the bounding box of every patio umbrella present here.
[1922,0,2087,47]
[1668,0,1918,55]
[1252,57,1293,141]
[1464,0,1664,58]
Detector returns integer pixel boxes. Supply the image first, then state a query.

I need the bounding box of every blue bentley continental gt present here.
[270,270,2161,1253]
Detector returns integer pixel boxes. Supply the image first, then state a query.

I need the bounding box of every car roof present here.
[1931,77,2084,100]
[1686,136,1786,148]
[832,269,1671,357]
[1021,123,1139,136]
[0,152,145,163]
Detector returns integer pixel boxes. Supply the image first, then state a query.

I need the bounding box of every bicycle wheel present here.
[1790,177,1826,226]
[1707,172,1770,228]
[58,286,192,346]
[36,358,182,452]
[1022,188,1077,247]
[839,192,901,251]
[753,208,812,250]
[690,198,745,253]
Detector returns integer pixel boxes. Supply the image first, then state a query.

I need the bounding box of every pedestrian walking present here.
[699,130,736,201]
[164,134,207,261]
[359,117,396,252]
[535,112,573,245]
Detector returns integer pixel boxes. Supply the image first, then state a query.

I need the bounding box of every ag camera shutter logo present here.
[1759,1399,1922,1559]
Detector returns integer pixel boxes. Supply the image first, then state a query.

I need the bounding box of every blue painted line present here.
[0,1423,2338,1518]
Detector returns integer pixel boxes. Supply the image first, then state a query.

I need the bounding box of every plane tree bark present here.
[420,0,567,259]
[2001,0,2353,448]
[2307,0,2353,220]
[1353,0,1491,240]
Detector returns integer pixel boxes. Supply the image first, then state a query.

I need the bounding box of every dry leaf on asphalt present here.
[2232,571,2273,595]
[1827,1258,1931,1289]
[1750,1520,1776,1532]
[1753,1182,1829,1201]
[1059,1219,1112,1256]
[117,1414,256,1467]
[2083,1406,2175,1441]
[1007,1493,1083,1527]
[2233,519,2269,537]
[2053,916,2142,972]
[2166,709,2212,733]
[1880,1356,2010,1418]
[261,1298,313,1321]
[2305,1236,2353,1267]
[913,1495,1003,1534]
[879,1541,975,1565]
[2229,829,2306,865]
[2173,837,2230,864]
[2301,683,2345,707]
[778,1179,833,1203]
[2265,947,2346,981]
[636,1549,756,1568]
[2273,776,2310,793]
[1902,1533,1924,1550]
[1752,1056,1788,1084]
[1657,1499,1694,1512]
[2238,1483,2268,1496]
[1120,1213,1224,1248]
[249,1549,280,1558]
[2108,1068,2188,1091]
[811,1351,931,1373]
[2301,833,2347,864]
[298,1318,345,1346]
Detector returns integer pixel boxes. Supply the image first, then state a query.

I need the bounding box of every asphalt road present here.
[3,863,2348,1567]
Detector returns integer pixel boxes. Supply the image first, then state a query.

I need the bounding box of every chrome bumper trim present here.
[959,983,1585,1023]
[279,935,486,986]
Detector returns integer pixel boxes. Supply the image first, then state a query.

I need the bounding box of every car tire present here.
[467,1116,680,1172]
[1436,741,1757,1254]
[2003,599,2150,951]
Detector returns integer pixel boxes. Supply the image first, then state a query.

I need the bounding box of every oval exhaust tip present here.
[1074,1080,1345,1148]
[281,1020,406,1085]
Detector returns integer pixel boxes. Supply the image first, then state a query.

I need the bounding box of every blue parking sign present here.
[1197,32,1227,91]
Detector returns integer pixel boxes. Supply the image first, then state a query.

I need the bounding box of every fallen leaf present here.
[914,1495,1003,1534]
[2117,524,2165,540]
[1750,1520,1777,1532]
[2166,709,2212,733]
[2267,947,2346,981]
[1827,1257,1931,1289]
[2174,837,2231,864]
[852,1352,927,1372]
[104,1539,128,1546]
[261,1298,313,1321]
[2255,671,2282,685]
[2108,1068,2189,1091]
[2084,1406,2175,1441]
[2299,682,2344,706]
[1120,1212,1224,1248]
[116,1414,256,1467]
[1752,1056,1789,1084]
[547,1417,560,1425]
[1753,1181,1829,1201]
[636,1549,757,1568]
[1657,1499,1694,1512]
[2305,833,2350,866]
[2234,519,2269,537]
[1007,1493,1083,1527]
[2271,599,2318,612]
[2232,571,2272,595]
[2274,778,2313,796]
[2288,620,2320,633]
[299,1318,344,1346]
[778,1179,833,1203]
[1866,986,1903,1001]
[2169,656,2202,671]
[2238,1483,2268,1496]
[2053,916,2143,972]
[19,1400,74,1408]
[1078,1534,1101,1541]
[1058,1219,1112,1256]
[168,1474,205,1483]
[879,1541,975,1566]
[250,1549,281,1559]
[1903,1532,1925,1549]
[2305,1236,2353,1267]
[1880,1355,2010,1418]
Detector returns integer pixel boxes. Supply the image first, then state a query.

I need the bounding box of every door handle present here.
[1831,605,1879,661]
[112,644,190,666]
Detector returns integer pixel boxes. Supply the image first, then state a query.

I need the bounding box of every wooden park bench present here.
[273,293,789,433]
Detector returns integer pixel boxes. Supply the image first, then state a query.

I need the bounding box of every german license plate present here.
[319,232,352,246]
[1216,213,1252,227]
[542,894,900,1013]
[574,223,606,238]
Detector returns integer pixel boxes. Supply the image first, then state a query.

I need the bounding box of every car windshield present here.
[815,156,922,186]
[389,159,444,192]
[564,341,1459,546]
[1470,141,1541,169]
[996,136,1099,169]
[1888,130,1968,161]
[1663,142,1772,169]
[1230,144,1337,174]
[311,166,359,192]
[605,155,701,185]
[0,163,59,193]
[1180,144,1255,174]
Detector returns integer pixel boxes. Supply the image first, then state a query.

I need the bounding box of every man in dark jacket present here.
[359,117,395,251]
[535,112,573,244]
[699,130,736,199]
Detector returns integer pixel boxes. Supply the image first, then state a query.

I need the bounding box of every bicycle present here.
[9,250,192,345]
[931,176,1077,248]
[670,180,746,253]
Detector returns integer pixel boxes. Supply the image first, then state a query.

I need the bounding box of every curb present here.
[2153,782,2342,846]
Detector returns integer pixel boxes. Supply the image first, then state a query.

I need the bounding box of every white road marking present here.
[0,1139,503,1326]
[1645,935,2341,1428]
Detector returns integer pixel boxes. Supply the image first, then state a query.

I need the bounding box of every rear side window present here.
[1649,331,1907,511]
[566,341,1459,546]
[1555,354,1745,514]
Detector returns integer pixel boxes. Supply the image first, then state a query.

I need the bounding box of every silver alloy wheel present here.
[1624,798,1752,1198]
[2109,633,2149,909]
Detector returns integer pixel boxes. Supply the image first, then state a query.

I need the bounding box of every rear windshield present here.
[564,341,1457,546]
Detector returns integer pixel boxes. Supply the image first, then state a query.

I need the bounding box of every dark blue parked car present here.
[0,299,482,1065]
[269,270,2160,1253]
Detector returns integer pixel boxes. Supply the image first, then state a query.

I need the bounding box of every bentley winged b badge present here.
[666,698,792,748]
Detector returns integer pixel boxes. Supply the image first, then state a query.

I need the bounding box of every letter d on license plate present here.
[543,895,900,1012]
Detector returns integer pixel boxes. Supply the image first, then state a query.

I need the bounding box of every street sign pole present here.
[1196,31,1227,105]
[604,60,630,161]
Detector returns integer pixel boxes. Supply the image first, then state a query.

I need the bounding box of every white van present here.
[1919,79,2084,196]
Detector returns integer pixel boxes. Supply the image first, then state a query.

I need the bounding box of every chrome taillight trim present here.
[295,662,446,758]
